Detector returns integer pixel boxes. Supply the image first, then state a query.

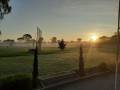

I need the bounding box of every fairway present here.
[0,44,116,78]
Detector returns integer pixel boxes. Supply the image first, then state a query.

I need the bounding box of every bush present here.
[0,74,32,90]
[58,39,66,50]
[97,62,108,72]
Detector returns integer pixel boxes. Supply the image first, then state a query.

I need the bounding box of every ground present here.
[0,43,117,78]
[58,73,119,90]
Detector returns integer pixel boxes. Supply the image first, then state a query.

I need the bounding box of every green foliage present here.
[0,0,11,19]
[0,74,32,90]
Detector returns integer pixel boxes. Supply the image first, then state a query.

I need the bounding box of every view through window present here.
[0,0,120,90]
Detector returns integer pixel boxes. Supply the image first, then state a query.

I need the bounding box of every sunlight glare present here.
[90,35,98,42]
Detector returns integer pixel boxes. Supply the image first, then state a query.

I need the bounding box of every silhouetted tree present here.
[70,40,75,43]
[3,39,15,46]
[77,38,82,42]
[97,33,119,46]
[51,37,57,43]
[110,32,119,40]
[0,0,11,19]
[17,37,24,42]
[58,39,66,50]
[99,36,109,40]
[23,34,32,41]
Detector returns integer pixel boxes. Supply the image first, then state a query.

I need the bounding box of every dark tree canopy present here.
[17,37,24,41]
[0,0,11,19]
[3,39,14,42]
[77,38,82,42]
[51,37,57,43]
[58,39,66,50]
[23,34,32,41]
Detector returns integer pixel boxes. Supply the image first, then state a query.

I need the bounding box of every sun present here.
[90,35,98,42]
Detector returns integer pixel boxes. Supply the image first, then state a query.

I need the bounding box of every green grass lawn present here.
[0,45,117,78]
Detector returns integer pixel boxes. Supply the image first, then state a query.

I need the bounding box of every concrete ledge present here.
[38,71,110,90]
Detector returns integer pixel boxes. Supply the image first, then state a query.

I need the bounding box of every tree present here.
[58,39,66,50]
[17,37,24,42]
[3,39,14,43]
[99,36,109,40]
[23,34,32,41]
[0,0,11,19]
[3,39,15,46]
[110,32,118,40]
[77,38,82,42]
[51,37,57,43]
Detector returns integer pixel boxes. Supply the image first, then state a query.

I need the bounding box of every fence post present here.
[79,44,85,76]
[32,45,38,89]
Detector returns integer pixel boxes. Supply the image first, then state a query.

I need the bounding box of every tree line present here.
[97,32,120,46]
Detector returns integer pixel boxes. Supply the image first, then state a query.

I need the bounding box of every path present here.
[56,74,120,90]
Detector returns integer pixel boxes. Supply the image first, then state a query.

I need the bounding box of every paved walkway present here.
[57,74,120,90]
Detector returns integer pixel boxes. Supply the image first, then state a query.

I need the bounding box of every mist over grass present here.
[0,43,117,78]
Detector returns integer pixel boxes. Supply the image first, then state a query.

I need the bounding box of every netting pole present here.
[115,0,120,90]
[32,28,39,89]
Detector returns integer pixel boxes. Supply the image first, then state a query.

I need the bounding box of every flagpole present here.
[115,0,120,90]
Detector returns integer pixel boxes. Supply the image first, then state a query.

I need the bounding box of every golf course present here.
[0,43,116,78]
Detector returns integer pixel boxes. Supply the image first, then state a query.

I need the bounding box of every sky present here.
[0,0,119,41]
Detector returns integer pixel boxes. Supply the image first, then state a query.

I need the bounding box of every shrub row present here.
[0,74,32,90]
